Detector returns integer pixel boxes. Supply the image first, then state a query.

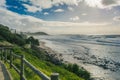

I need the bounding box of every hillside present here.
[0,24,91,80]
[27,32,48,35]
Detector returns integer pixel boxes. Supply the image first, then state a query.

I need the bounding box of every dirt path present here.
[0,61,12,80]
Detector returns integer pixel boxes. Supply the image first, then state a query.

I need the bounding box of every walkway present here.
[0,61,12,80]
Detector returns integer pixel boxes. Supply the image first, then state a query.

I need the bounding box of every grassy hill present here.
[6,45,84,80]
[0,24,91,80]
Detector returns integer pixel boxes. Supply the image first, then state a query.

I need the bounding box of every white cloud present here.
[44,12,49,15]
[84,0,103,8]
[0,8,44,30]
[23,4,42,12]
[113,16,120,21]
[0,0,6,7]
[0,8,117,35]
[29,0,52,9]
[68,7,74,11]
[84,0,120,9]
[19,0,29,2]
[22,0,82,12]
[21,0,120,13]
[81,13,87,16]
[54,9,64,12]
[70,16,80,21]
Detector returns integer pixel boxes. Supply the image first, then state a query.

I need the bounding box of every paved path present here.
[0,61,12,80]
[0,62,4,80]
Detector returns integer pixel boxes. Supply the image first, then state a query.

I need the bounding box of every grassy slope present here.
[0,41,12,46]
[6,46,84,80]
[0,24,88,80]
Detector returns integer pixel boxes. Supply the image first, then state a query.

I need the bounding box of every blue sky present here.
[0,0,120,34]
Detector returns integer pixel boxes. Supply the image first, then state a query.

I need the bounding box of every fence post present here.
[5,49,7,63]
[1,48,3,60]
[0,49,2,60]
[50,73,59,80]
[3,48,5,62]
[10,50,13,68]
[20,55,24,80]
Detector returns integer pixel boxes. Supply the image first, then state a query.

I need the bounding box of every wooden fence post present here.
[20,55,24,80]
[51,73,59,80]
[10,50,13,68]
[1,49,3,60]
[0,49,1,60]
[3,48,5,62]
[5,49,7,63]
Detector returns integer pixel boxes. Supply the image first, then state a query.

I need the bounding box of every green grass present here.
[6,46,84,80]
[5,63,20,80]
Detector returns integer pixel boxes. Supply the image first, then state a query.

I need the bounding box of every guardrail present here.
[0,47,59,80]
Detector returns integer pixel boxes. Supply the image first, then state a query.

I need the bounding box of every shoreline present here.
[38,40,120,80]
[39,41,87,65]
[39,41,63,64]
[39,41,83,64]
[40,41,120,71]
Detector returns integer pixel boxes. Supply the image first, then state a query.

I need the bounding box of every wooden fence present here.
[0,47,59,80]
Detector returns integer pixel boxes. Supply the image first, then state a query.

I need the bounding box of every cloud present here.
[0,8,44,30]
[44,12,49,15]
[54,9,64,12]
[0,0,6,8]
[23,4,42,12]
[21,0,120,13]
[70,16,80,21]
[102,0,117,6]
[81,13,87,16]
[84,0,120,9]
[113,16,120,21]
[84,0,103,8]
[0,8,111,34]
[68,7,74,11]
[21,0,82,13]
[29,0,52,9]
[102,0,120,8]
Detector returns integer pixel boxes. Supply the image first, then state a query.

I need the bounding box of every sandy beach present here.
[39,41,63,64]
[35,35,120,80]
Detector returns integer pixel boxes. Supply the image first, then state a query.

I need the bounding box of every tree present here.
[26,36,39,46]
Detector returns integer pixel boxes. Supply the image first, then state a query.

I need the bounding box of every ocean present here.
[34,35,120,80]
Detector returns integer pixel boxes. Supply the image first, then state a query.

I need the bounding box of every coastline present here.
[39,41,63,64]
[38,40,120,80]
[39,41,120,71]
[39,41,56,54]
[39,41,91,68]
[39,41,82,64]
[39,41,93,79]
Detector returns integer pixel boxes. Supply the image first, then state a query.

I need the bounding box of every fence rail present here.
[0,47,59,80]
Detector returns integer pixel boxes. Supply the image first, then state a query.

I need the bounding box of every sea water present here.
[34,35,120,80]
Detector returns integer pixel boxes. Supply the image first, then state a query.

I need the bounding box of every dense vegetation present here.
[63,64,90,80]
[0,24,91,80]
[0,24,39,46]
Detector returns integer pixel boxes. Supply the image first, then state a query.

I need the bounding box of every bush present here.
[26,36,39,46]
[64,63,91,80]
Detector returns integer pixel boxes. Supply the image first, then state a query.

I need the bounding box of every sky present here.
[0,0,120,35]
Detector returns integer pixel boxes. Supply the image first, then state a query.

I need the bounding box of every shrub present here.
[64,63,91,80]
